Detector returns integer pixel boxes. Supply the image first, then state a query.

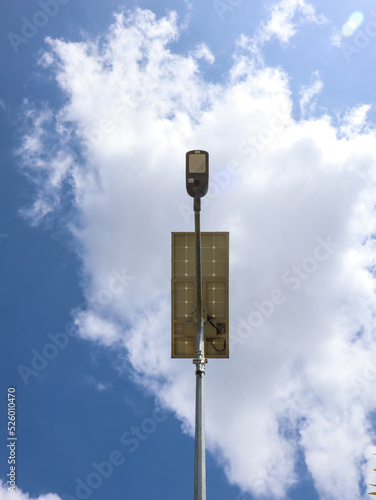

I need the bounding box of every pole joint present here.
[193,355,208,375]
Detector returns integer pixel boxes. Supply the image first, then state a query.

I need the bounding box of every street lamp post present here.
[186,150,209,500]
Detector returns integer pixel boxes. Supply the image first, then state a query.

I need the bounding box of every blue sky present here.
[2,1,376,499]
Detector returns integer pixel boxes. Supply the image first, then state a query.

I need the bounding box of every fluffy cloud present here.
[299,70,323,117]
[0,482,61,500]
[18,6,376,500]
[253,0,326,48]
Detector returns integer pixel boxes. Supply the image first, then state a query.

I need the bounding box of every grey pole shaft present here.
[194,196,206,500]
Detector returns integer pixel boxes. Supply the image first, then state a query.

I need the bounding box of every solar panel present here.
[171,232,229,358]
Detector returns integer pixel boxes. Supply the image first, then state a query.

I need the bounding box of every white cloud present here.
[299,70,323,117]
[330,27,342,47]
[0,482,61,500]
[16,104,75,225]
[75,310,121,346]
[340,104,373,138]
[191,43,215,64]
[254,0,326,48]
[17,7,376,500]
[84,374,113,392]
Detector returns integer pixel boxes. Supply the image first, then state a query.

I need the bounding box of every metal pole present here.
[193,195,206,500]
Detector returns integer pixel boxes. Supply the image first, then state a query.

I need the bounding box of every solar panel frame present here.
[171,232,229,358]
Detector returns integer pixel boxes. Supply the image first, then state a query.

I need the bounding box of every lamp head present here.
[186,150,209,198]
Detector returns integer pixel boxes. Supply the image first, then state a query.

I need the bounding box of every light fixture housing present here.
[186,150,209,198]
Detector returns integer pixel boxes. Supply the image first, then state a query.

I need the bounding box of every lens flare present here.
[342,11,364,36]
